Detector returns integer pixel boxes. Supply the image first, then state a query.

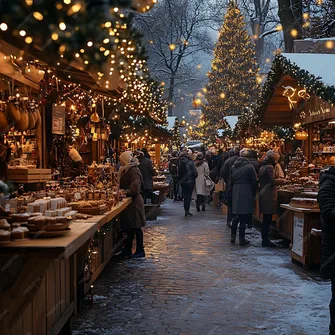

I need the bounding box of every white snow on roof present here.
[167,116,177,130]
[282,53,335,87]
[301,37,335,41]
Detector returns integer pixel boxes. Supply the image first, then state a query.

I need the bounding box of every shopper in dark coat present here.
[141,147,151,159]
[220,146,240,227]
[178,150,198,217]
[118,151,146,258]
[318,166,335,335]
[230,149,257,245]
[137,151,157,204]
[259,150,283,247]
[249,150,261,174]
[169,151,180,201]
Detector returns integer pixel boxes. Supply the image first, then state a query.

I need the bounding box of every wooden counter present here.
[280,204,321,269]
[0,198,132,335]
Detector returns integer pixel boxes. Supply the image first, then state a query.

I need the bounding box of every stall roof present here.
[257,53,335,127]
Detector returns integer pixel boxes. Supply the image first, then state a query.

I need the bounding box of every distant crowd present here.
[169,146,285,246]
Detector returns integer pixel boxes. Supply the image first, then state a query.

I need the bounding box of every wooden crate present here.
[7,168,52,184]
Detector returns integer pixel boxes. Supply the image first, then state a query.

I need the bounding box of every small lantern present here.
[295,130,308,140]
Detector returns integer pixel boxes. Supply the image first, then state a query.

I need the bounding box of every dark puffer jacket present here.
[178,152,198,185]
[230,157,257,215]
[318,167,335,279]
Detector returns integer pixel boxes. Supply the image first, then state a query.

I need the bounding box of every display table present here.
[280,204,321,269]
[0,198,132,335]
[153,183,169,203]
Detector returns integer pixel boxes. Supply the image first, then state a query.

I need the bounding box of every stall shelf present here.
[0,198,132,335]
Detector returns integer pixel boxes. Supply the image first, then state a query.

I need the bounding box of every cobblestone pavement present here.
[72,200,330,335]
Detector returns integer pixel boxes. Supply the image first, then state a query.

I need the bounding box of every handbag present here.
[205,176,214,190]
[222,187,232,207]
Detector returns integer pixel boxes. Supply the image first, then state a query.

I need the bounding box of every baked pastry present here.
[0,230,10,241]
[0,219,10,229]
[11,227,25,240]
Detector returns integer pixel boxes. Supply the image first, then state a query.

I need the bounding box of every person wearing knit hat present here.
[194,152,212,212]
[239,148,251,158]
[63,146,85,178]
[258,150,284,247]
[118,151,146,258]
[230,151,257,245]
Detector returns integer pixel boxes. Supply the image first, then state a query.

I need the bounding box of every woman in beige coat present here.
[194,153,211,211]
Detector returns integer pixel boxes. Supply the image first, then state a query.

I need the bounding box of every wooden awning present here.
[260,75,298,127]
[0,38,123,98]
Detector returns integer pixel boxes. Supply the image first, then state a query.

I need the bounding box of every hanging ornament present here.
[90,111,100,123]
[131,0,156,12]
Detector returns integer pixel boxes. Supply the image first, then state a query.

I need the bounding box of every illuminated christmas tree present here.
[203,0,259,130]
[171,118,182,149]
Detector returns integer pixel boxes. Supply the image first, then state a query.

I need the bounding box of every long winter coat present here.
[195,160,210,196]
[178,152,198,185]
[259,157,280,214]
[220,154,239,185]
[119,165,146,229]
[169,156,179,180]
[318,167,335,279]
[138,155,157,190]
[230,157,257,215]
[249,157,261,175]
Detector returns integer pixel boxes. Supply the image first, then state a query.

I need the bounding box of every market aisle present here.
[72,200,330,335]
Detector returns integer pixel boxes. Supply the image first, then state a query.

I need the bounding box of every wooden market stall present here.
[256,52,335,267]
[0,198,131,335]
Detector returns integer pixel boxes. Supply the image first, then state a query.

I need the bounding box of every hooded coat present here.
[178,152,198,185]
[318,167,335,279]
[119,165,146,229]
[259,156,281,214]
[195,159,210,196]
[220,153,239,185]
[230,157,257,215]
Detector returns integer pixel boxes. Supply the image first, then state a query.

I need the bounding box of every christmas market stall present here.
[256,52,335,268]
[0,0,165,333]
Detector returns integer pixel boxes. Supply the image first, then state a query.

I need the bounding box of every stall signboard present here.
[297,97,335,125]
[52,104,66,135]
[292,214,304,257]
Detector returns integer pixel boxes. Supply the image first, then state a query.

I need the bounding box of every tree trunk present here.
[278,0,302,52]
[168,75,175,116]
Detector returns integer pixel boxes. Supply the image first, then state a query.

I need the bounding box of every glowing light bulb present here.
[19,30,26,36]
[51,33,59,40]
[25,36,33,44]
[0,23,8,31]
[33,12,43,20]
[59,22,66,31]
[87,41,93,47]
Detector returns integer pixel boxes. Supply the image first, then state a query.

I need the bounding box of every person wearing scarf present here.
[118,151,146,258]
